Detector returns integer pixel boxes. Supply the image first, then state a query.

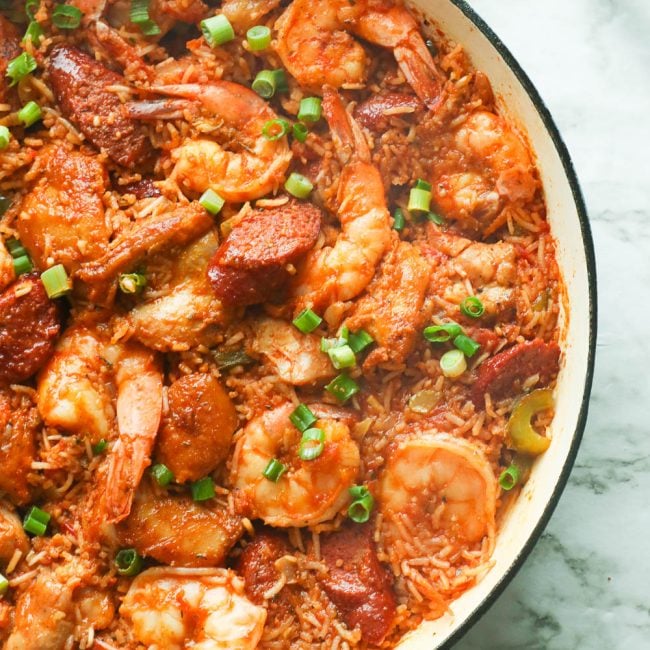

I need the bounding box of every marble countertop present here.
[453,1,650,648]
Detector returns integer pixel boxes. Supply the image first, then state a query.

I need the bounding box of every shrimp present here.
[275,0,443,108]
[0,504,29,566]
[291,88,391,318]
[121,567,266,650]
[379,433,496,610]
[231,403,360,527]
[222,0,280,30]
[0,239,15,292]
[128,82,292,202]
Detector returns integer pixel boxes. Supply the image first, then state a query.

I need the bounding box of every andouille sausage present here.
[0,273,61,383]
[0,16,21,105]
[318,523,397,645]
[354,92,423,132]
[47,45,152,168]
[118,178,161,200]
[471,338,560,408]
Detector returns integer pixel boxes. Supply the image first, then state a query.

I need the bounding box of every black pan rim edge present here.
[430,1,599,648]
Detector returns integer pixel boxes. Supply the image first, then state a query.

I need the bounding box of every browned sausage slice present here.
[471,338,560,408]
[0,16,21,105]
[354,92,422,132]
[318,523,397,645]
[207,264,289,307]
[47,45,152,168]
[0,273,61,383]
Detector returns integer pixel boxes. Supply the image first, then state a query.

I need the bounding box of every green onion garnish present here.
[392,207,405,231]
[327,344,356,370]
[297,97,322,123]
[0,126,9,150]
[25,0,39,20]
[0,196,11,217]
[252,69,287,99]
[92,439,107,455]
[325,373,359,404]
[22,20,44,44]
[453,333,480,357]
[407,186,432,213]
[426,211,445,225]
[0,573,8,595]
[498,464,520,491]
[40,264,71,299]
[292,307,322,333]
[115,548,143,576]
[284,172,313,199]
[6,238,26,258]
[18,101,42,127]
[298,427,325,461]
[414,178,432,191]
[190,476,215,501]
[348,329,374,354]
[6,52,37,86]
[12,255,32,275]
[320,336,344,353]
[263,458,287,482]
[290,403,317,432]
[201,13,235,47]
[246,25,271,51]
[118,272,146,294]
[151,463,174,487]
[460,296,485,319]
[23,506,50,536]
[199,188,225,215]
[262,118,290,141]
[139,18,161,35]
[347,485,374,523]
[439,349,467,378]
[423,322,462,343]
[292,122,308,142]
[52,4,83,29]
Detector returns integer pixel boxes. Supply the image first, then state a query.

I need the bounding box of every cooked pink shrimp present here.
[291,88,391,318]
[275,0,443,108]
[128,82,292,202]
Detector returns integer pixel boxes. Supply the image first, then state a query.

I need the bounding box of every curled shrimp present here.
[291,88,391,317]
[275,0,443,108]
[121,567,266,650]
[379,433,496,609]
[128,82,292,202]
[231,403,360,527]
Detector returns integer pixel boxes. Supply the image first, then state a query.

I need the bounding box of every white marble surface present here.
[451,1,650,648]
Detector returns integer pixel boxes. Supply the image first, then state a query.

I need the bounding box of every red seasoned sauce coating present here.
[0,273,61,383]
[471,338,560,408]
[319,523,397,645]
[118,178,161,200]
[47,45,152,168]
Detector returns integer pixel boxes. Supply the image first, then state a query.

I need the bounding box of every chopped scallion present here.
[18,101,41,127]
[6,52,37,86]
[498,464,520,491]
[292,307,322,333]
[246,25,271,51]
[347,485,374,523]
[115,548,143,576]
[407,186,432,213]
[392,207,405,231]
[263,458,287,482]
[92,439,108,455]
[23,506,50,536]
[284,172,313,199]
[252,69,287,99]
[327,344,356,370]
[0,196,11,217]
[297,97,322,123]
[118,272,146,294]
[13,254,32,275]
[325,373,359,404]
[453,333,480,357]
[290,403,317,432]
[439,349,467,378]
[52,4,83,29]
[0,573,8,596]
[298,427,325,461]
[423,322,462,343]
[6,238,26,258]
[262,118,290,141]
[25,0,39,20]
[40,264,71,298]
[200,14,235,46]
[460,296,485,319]
[292,122,308,142]
[151,463,174,487]
[191,476,215,501]
[414,178,432,191]
[426,211,445,225]
[0,126,9,150]
[22,20,43,44]
[348,329,374,354]
[199,188,225,215]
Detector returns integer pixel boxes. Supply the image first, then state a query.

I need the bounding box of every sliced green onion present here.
[40,264,71,299]
[423,322,462,343]
[426,211,445,226]
[263,458,287,482]
[439,349,467,378]
[0,196,11,217]
[138,18,161,35]
[414,178,432,191]
[191,476,215,501]
[130,0,161,33]
[498,464,520,491]
[284,172,313,199]
[328,344,356,370]
[201,14,235,47]
[460,296,485,319]
[118,272,146,294]
[298,427,325,461]
[0,126,9,150]
[325,373,359,404]
[52,4,83,29]
[0,573,8,596]
[25,0,39,20]
[348,329,374,355]
[22,20,44,44]
[338,326,349,341]
[453,333,480,357]
[293,122,308,143]
[262,118,290,141]
[347,485,374,523]
[199,188,225,215]
[212,348,255,370]
[246,25,271,51]
[23,506,50,536]
[13,254,33,275]
[320,336,344,353]
[292,307,322,333]
[252,69,287,99]
[392,207,405,231]
[407,187,432,213]
[151,463,174,487]
[115,548,143,576]
[6,238,26,257]
[18,101,41,127]
[297,97,322,123]
[6,52,37,86]
[290,403,317,432]
[92,439,107,455]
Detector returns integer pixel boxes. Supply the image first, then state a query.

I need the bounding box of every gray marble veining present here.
[452,1,650,648]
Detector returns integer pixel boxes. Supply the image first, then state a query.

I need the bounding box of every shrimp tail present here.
[322,86,370,163]
[394,38,444,111]
[126,98,190,120]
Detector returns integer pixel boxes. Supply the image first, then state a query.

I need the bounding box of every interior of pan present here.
[393,1,597,647]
